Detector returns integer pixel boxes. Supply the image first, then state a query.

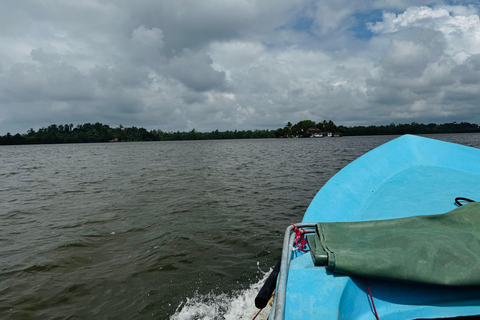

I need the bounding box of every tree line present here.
[274,120,337,137]
[0,122,276,145]
[1,120,479,145]
[338,121,480,136]
[275,120,480,137]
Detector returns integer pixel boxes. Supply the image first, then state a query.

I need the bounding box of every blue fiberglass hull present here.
[278,135,480,320]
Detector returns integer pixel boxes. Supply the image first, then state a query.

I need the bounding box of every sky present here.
[1,0,480,135]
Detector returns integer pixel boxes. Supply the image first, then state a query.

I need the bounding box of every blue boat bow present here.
[270,135,480,320]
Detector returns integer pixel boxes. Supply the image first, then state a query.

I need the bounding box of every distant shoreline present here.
[1,121,479,145]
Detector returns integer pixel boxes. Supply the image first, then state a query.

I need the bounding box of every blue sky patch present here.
[351,10,386,39]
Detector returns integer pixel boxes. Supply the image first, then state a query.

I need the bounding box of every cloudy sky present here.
[1,0,480,135]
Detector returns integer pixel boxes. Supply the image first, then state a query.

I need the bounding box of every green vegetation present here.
[275,120,337,137]
[337,121,480,136]
[275,120,480,138]
[1,120,479,145]
[0,122,275,145]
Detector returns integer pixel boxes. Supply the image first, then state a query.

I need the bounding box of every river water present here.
[1,134,479,319]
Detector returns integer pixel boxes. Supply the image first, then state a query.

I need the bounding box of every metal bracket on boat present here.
[271,223,316,320]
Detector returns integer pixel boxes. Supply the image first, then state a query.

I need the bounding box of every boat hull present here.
[279,135,480,319]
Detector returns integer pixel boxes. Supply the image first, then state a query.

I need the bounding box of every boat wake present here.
[170,270,272,320]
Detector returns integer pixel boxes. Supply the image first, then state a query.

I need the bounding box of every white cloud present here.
[368,6,480,62]
[1,1,480,135]
[358,5,480,124]
[436,4,479,16]
[368,7,450,33]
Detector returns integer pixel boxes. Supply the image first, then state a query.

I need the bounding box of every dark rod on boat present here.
[255,261,281,309]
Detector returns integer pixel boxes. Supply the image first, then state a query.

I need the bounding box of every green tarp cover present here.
[307,202,480,286]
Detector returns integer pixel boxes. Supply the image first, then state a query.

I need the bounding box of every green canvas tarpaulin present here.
[307,202,480,286]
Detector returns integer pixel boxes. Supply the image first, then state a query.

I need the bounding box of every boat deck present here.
[275,135,480,319]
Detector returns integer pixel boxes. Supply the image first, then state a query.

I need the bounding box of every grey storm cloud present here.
[166,49,227,93]
[1,0,480,135]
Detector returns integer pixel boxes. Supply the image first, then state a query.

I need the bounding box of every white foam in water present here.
[171,269,272,320]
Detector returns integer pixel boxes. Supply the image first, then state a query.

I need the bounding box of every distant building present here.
[307,128,339,137]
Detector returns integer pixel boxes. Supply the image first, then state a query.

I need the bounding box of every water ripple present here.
[0,134,479,318]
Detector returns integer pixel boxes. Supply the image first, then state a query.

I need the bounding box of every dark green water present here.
[1,134,479,319]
